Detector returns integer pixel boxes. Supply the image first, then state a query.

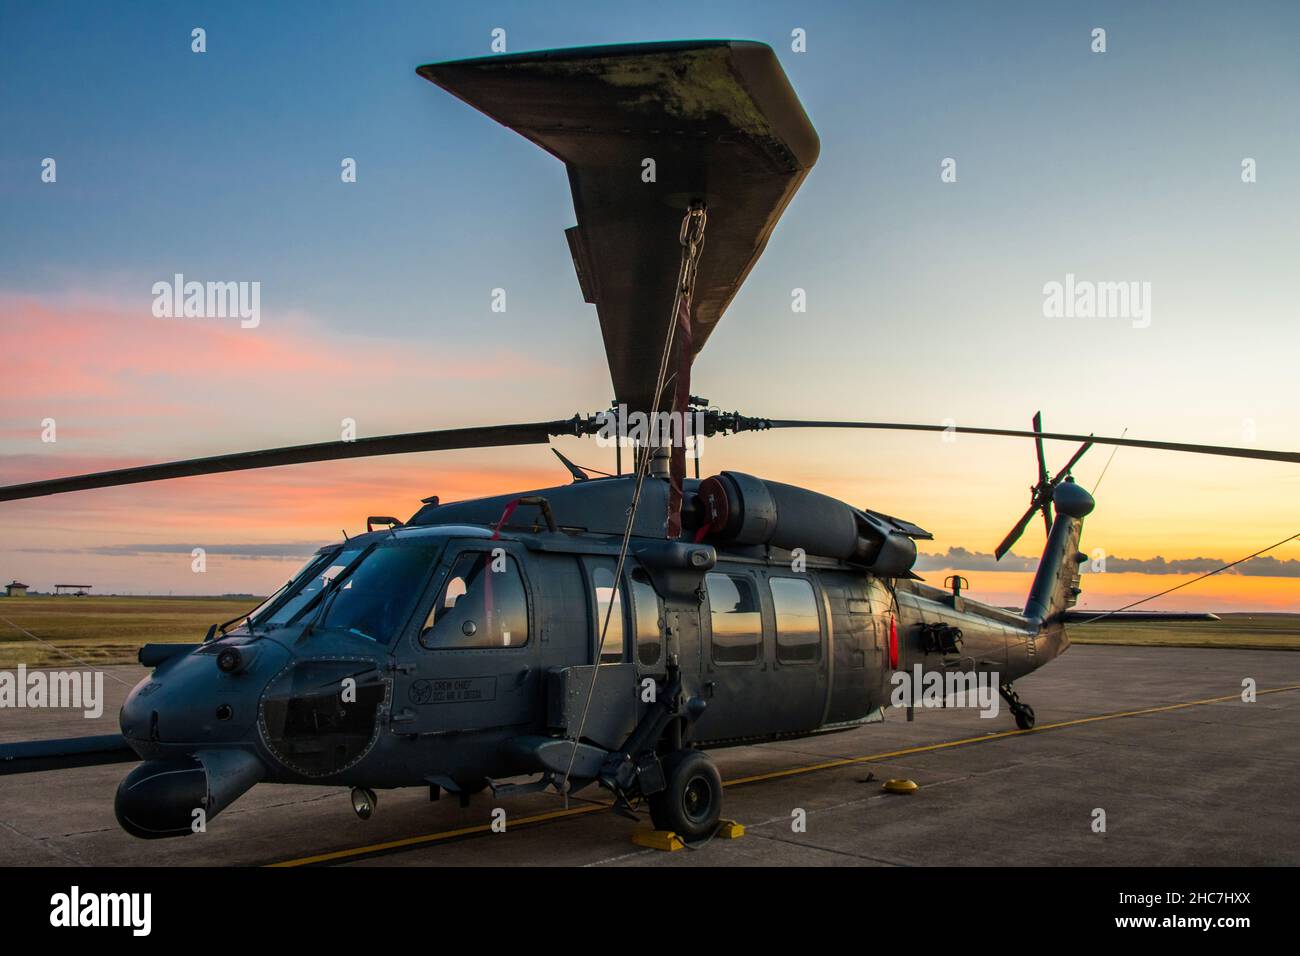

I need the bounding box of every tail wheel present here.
[1015,704,1036,730]
[648,749,722,841]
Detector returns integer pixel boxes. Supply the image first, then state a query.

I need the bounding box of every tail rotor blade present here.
[1056,439,1094,479]
[1032,411,1049,485]
[995,502,1040,560]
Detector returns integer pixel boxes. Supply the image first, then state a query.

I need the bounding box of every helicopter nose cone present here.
[120,637,289,755]
[115,748,264,839]
[1053,479,1095,519]
[115,756,205,838]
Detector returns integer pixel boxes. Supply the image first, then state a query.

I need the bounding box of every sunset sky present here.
[1,1,1297,611]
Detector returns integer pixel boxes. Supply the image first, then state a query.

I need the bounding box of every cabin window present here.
[590,563,627,663]
[770,577,821,663]
[630,568,663,667]
[420,551,529,649]
[706,572,761,664]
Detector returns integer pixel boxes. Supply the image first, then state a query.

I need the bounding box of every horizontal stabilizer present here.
[1064,611,1222,623]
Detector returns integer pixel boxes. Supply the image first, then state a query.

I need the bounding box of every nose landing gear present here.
[351,786,378,820]
[1000,683,1036,730]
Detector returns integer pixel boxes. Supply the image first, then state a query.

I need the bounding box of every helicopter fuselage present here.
[112,472,1090,838]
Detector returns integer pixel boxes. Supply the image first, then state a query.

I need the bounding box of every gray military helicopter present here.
[2,41,1296,843]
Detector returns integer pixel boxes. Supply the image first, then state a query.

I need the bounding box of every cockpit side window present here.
[420,550,529,650]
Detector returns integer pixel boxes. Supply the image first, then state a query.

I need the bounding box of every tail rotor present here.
[994,412,1093,560]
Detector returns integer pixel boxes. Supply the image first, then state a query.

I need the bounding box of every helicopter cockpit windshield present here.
[256,539,442,644]
[252,547,358,630]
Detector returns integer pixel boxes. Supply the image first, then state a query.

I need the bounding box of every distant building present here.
[54,584,92,596]
[5,581,29,597]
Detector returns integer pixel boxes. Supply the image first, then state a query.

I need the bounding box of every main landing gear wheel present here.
[649,749,722,842]
[1000,682,1036,730]
[1014,704,1036,730]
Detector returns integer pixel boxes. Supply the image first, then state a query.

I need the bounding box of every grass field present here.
[0,597,1296,669]
[1070,612,1300,651]
[0,596,261,667]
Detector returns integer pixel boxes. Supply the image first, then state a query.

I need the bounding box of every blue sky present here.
[7,1,1297,355]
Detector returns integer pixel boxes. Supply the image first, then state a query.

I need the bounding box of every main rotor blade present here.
[420,42,819,414]
[0,734,138,775]
[0,421,570,503]
[995,501,1040,560]
[1032,411,1049,485]
[766,421,1300,465]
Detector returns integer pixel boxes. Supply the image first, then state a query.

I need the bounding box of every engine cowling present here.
[693,472,920,576]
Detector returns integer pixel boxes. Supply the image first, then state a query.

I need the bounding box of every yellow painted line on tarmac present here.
[269,683,1300,867]
[266,802,610,867]
[725,684,1300,786]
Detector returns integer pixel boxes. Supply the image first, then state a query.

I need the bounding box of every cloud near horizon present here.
[916,546,1300,577]
[13,540,1300,578]
[18,542,323,561]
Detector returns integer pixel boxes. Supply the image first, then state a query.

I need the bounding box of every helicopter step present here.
[1000,682,1036,730]
[486,772,560,798]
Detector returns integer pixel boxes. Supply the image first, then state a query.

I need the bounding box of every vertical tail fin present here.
[1021,478,1095,666]
[1025,478,1094,624]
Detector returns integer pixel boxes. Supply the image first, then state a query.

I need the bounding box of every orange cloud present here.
[0,292,553,443]
[2,292,1296,608]
[0,290,586,593]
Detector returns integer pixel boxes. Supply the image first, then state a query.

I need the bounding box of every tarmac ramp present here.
[1,644,1297,866]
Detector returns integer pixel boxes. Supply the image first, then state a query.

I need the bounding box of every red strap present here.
[888,616,899,670]
[491,499,521,540]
